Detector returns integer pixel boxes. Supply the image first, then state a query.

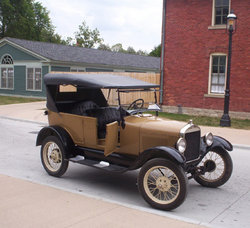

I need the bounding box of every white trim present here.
[70,66,86,72]
[0,38,49,62]
[208,53,227,95]
[211,0,231,27]
[0,66,14,90]
[1,53,14,64]
[26,67,42,92]
[204,93,224,98]
[0,53,14,90]
[13,60,44,66]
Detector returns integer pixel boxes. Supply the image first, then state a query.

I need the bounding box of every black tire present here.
[194,148,233,188]
[138,158,188,211]
[41,136,69,177]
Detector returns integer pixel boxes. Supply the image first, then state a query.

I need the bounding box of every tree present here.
[126,46,136,54]
[74,21,103,48]
[136,49,148,56]
[33,1,54,41]
[98,43,111,51]
[0,0,63,44]
[0,0,35,39]
[111,43,124,52]
[149,44,161,57]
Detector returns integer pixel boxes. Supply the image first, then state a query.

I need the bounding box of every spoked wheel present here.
[138,158,188,211]
[41,136,69,177]
[194,148,233,188]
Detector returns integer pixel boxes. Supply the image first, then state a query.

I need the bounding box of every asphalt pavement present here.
[0,102,250,228]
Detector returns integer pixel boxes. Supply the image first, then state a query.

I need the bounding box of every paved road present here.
[0,117,249,228]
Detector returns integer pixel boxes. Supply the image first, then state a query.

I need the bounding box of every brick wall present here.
[162,0,250,113]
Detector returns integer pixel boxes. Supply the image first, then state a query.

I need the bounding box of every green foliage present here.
[0,0,64,43]
[97,42,148,56]
[155,112,250,130]
[74,21,103,48]
[136,49,148,56]
[149,44,161,57]
[126,46,136,54]
[111,43,124,52]
[98,43,111,51]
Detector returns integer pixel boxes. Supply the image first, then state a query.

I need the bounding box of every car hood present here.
[124,115,186,152]
[140,115,185,135]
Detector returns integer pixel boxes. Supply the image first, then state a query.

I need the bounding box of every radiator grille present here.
[184,131,201,161]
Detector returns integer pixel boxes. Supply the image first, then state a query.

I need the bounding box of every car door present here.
[104,121,118,156]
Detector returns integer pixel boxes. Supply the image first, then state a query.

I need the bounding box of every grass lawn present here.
[154,112,250,130]
[0,95,44,105]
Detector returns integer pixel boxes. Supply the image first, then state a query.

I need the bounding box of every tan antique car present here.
[36,73,233,210]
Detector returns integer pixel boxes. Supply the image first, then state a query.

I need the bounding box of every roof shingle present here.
[4,37,160,71]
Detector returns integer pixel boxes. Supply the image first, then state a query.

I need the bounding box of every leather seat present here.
[87,107,123,139]
[70,101,99,116]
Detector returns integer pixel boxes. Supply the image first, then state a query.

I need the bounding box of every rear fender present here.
[36,126,74,157]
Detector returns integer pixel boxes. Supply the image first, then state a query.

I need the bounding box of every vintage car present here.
[36,73,233,211]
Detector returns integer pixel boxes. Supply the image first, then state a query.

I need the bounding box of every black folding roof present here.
[44,73,160,89]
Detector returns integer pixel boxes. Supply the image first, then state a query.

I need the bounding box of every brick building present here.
[161,0,250,118]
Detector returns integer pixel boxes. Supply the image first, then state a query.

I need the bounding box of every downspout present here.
[160,0,167,104]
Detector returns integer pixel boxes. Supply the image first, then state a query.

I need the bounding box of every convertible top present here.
[44,73,160,89]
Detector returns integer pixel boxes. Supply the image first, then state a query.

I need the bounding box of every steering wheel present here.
[127,99,144,110]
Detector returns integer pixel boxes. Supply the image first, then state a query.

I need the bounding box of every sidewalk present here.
[0,174,205,228]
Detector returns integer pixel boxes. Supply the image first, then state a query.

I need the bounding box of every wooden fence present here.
[53,72,160,106]
[100,72,160,106]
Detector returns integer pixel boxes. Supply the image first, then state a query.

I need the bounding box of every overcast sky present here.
[38,0,163,52]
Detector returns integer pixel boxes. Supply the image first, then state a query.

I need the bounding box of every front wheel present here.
[41,136,69,177]
[194,148,233,188]
[138,158,188,211]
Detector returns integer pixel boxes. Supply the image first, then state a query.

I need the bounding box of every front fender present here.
[210,136,233,151]
[201,135,233,156]
[130,146,185,170]
[36,126,74,155]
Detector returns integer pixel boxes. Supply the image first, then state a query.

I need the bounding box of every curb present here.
[233,144,250,150]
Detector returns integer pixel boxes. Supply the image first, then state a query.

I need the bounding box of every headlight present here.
[177,138,186,154]
[205,132,213,146]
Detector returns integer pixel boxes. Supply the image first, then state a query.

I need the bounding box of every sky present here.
[38,0,163,52]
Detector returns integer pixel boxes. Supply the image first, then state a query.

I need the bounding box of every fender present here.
[130,146,185,170]
[36,126,74,156]
[210,136,233,152]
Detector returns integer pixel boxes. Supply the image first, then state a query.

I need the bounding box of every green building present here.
[0,37,160,97]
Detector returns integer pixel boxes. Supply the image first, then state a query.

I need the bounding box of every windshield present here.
[102,88,161,113]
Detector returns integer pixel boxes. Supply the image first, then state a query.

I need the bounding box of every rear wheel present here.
[194,148,233,188]
[138,158,188,211]
[41,136,69,177]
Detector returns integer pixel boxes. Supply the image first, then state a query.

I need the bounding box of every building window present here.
[0,54,14,89]
[1,55,14,64]
[1,68,14,89]
[210,55,227,94]
[26,68,42,91]
[70,67,86,72]
[214,0,229,25]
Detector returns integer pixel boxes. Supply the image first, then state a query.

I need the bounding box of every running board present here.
[69,155,128,173]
